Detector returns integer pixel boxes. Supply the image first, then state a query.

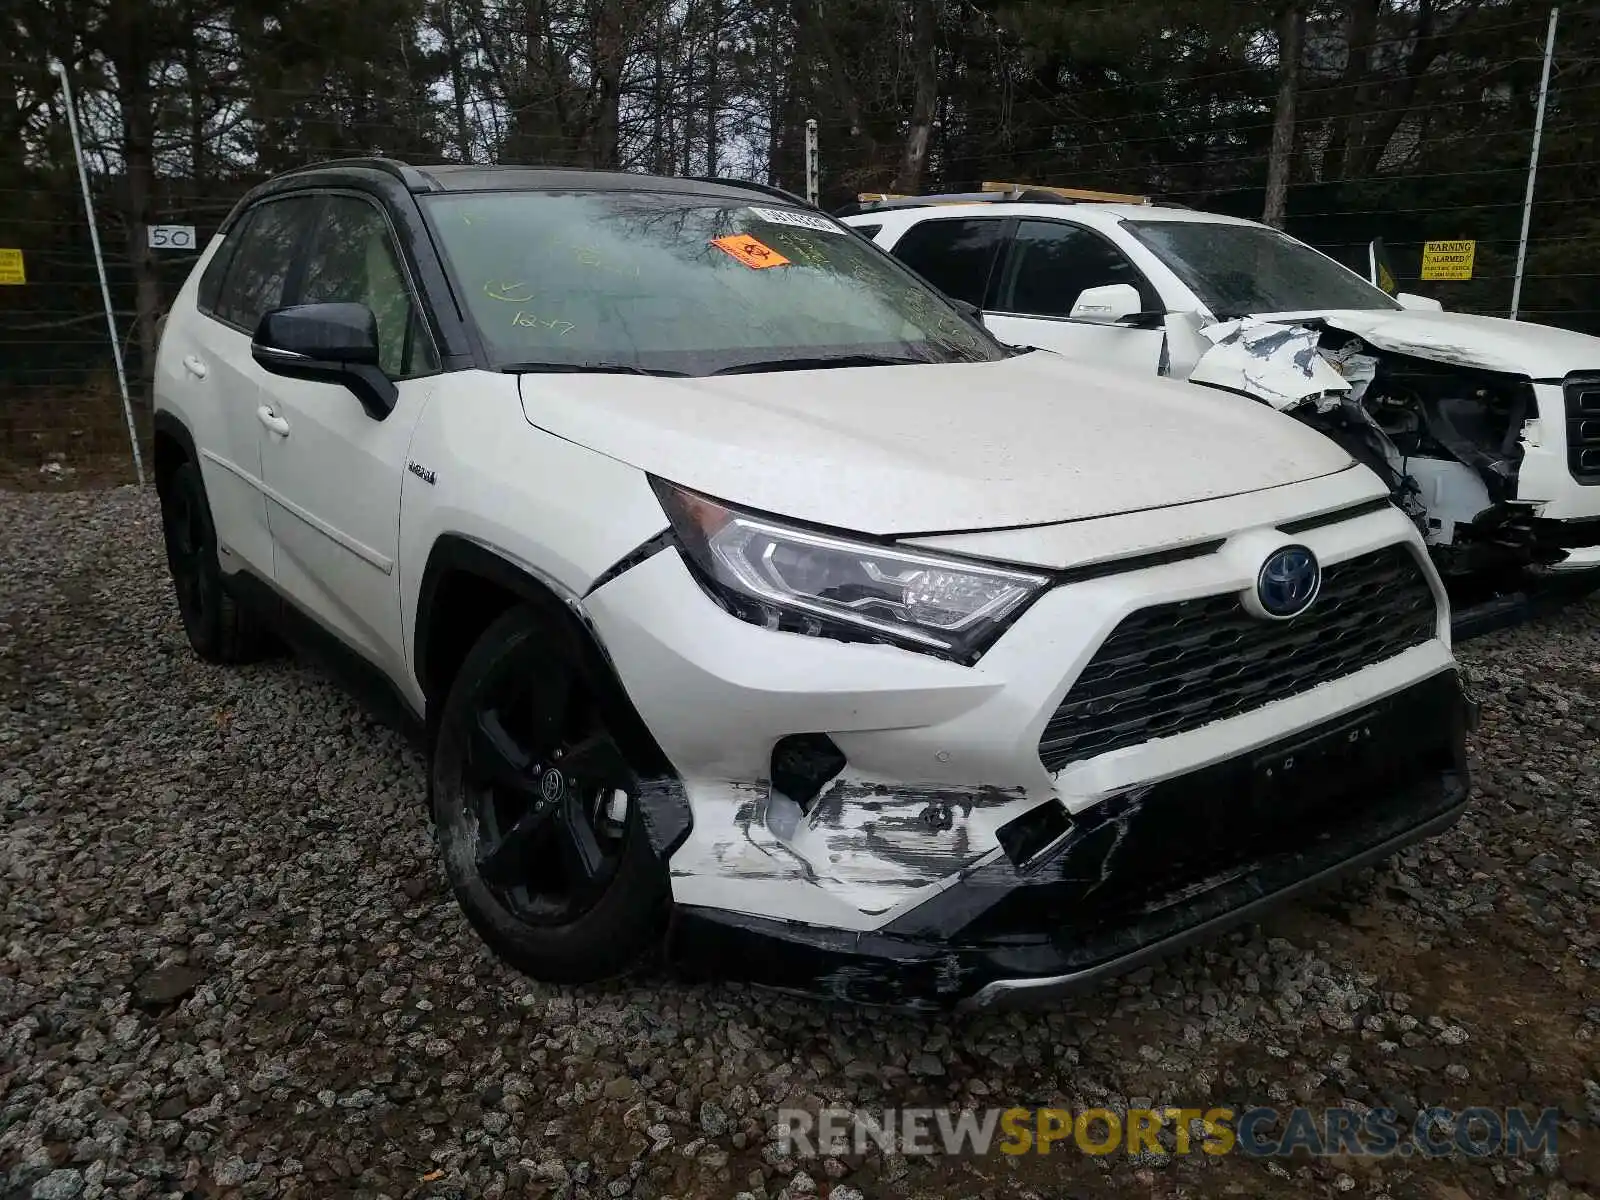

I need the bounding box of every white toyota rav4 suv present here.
[843,193,1600,579]
[153,159,1472,1009]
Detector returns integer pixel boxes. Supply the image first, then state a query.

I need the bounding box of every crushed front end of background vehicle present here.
[1183,315,1570,576]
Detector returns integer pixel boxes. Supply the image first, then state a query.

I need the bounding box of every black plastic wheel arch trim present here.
[412,534,689,859]
[417,535,591,704]
[152,411,201,479]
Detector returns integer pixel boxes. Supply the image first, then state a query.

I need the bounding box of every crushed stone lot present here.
[1,486,1597,1200]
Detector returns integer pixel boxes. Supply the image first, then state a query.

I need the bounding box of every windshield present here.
[424,190,1005,374]
[1124,220,1402,317]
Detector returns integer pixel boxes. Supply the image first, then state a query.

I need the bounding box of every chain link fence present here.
[0,171,245,487]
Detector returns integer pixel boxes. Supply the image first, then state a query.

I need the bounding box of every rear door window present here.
[888,218,1006,308]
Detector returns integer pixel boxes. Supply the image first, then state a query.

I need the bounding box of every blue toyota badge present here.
[1256,545,1320,618]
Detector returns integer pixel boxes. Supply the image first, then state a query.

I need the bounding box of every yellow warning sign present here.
[1421,240,1475,281]
[0,248,24,285]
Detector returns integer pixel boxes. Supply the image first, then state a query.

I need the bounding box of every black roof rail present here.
[688,176,817,209]
[281,156,442,193]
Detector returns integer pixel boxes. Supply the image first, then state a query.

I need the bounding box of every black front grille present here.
[1565,375,1600,484]
[1038,545,1438,770]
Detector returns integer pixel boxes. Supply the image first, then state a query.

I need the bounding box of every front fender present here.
[396,371,670,697]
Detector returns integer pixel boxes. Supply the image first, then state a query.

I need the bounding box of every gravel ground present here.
[2,486,1597,1200]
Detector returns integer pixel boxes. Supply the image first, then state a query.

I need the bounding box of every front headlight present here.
[653,479,1050,663]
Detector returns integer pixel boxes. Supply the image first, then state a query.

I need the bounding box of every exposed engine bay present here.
[1187,318,1556,576]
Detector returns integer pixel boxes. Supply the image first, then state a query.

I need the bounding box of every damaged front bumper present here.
[668,670,1472,1010]
[583,489,1469,1009]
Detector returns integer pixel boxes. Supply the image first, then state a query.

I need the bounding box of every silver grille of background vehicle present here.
[1564,374,1600,484]
[1038,544,1438,770]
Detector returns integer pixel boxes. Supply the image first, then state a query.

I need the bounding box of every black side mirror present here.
[252,302,397,419]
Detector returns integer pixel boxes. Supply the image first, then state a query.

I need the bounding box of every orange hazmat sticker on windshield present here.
[711,234,790,269]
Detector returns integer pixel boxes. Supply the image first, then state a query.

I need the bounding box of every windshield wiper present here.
[712,353,934,375]
[499,361,689,377]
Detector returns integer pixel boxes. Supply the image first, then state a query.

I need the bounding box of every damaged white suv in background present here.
[154,160,1472,1011]
[844,195,1600,578]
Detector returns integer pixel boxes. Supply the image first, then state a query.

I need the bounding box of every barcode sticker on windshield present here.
[749,206,846,235]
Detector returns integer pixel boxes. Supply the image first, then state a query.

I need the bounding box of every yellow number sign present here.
[1421,240,1475,281]
[0,248,24,285]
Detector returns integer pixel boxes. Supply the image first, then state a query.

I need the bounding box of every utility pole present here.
[54,60,146,487]
[805,118,819,206]
[1511,8,1559,322]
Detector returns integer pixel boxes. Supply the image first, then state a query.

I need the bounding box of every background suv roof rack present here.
[835,190,1071,216]
[979,181,1151,205]
[835,180,1151,217]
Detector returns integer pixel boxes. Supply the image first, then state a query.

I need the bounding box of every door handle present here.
[182,354,208,379]
[256,406,291,437]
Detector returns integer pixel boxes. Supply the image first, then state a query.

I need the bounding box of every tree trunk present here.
[185,1,206,179]
[890,0,938,194]
[765,9,781,184]
[802,0,878,175]
[440,0,474,161]
[1262,0,1304,229]
[651,1,667,172]
[505,0,573,163]
[1325,0,1379,182]
[121,85,162,394]
[681,0,699,175]
[704,0,722,177]
[771,0,806,189]
[1349,0,1443,179]
[96,0,165,397]
[589,0,626,167]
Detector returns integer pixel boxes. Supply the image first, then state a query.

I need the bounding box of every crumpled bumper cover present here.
[664,670,1472,1011]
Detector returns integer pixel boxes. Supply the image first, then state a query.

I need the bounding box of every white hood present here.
[1283,308,1600,379]
[518,352,1355,534]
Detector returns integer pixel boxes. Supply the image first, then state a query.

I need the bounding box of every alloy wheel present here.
[459,655,635,923]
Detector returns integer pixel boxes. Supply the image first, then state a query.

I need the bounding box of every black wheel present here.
[431,607,670,983]
[157,461,267,663]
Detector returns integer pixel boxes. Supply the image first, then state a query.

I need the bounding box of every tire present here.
[157,460,267,663]
[431,606,670,984]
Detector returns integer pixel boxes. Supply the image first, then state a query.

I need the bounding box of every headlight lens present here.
[653,479,1050,662]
